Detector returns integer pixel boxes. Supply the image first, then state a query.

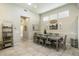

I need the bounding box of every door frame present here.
[20,16,30,40]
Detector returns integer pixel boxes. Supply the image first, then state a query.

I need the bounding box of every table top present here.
[36,33,63,40]
[48,36,62,40]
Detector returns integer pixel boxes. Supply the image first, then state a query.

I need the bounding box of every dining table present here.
[33,33,63,51]
[40,34,63,51]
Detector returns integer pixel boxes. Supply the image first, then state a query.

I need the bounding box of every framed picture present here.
[33,24,39,31]
[49,20,58,30]
[49,23,58,30]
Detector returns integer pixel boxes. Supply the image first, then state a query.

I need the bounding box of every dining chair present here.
[39,34,48,45]
[48,33,52,36]
[36,34,43,44]
[33,33,37,42]
[36,34,42,44]
[39,34,44,45]
[59,35,67,50]
[45,35,52,47]
[0,42,3,50]
[33,33,40,43]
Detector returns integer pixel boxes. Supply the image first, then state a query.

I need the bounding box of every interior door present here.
[21,16,29,40]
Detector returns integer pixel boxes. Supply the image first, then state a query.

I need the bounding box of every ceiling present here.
[15,3,67,14]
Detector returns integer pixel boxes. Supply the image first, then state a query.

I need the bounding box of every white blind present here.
[58,10,69,19]
[43,10,69,21]
[49,14,57,20]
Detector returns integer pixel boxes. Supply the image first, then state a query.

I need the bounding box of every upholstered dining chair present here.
[0,41,3,50]
[33,33,37,43]
[39,34,48,45]
[33,33,40,43]
[38,34,43,44]
[59,35,67,50]
[45,35,52,47]
[39,34,44,45]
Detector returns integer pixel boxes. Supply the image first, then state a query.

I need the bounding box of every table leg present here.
[56,40,59,51]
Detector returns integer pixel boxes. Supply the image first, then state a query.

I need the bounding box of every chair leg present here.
[40,42,42,45]
[44,43,47,47]
[38,40,40,44]
[49,44,52,48]
[59,43,62,49]
[33,39,36,43]
[63,44,66,50]
[45,44,51,48]
[0,44,3,50]
[42,42,43,45]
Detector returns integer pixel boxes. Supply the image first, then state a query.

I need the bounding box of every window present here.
[43,16,49,21]
[49,14,57,20]
[42,10,69,21]
[58,10,69,19]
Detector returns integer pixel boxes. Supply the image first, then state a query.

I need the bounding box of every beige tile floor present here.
[0,40,79,56]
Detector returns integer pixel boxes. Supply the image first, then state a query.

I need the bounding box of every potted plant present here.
[44,29,47,34]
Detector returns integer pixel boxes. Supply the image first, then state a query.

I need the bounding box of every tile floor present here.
[0,40,79,56]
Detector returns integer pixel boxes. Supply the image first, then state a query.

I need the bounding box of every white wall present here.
[78,16,79,48]
[0,3,40,44]
[40,4,79,46]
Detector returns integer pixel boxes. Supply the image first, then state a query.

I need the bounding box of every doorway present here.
[20,16,29,40]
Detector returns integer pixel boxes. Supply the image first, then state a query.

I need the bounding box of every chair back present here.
[34,33,37,36]
[33,33,37,38]
[63,35,67,44]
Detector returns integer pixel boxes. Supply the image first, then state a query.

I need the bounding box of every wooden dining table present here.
[33,33,63,51]
[40,34,63,51]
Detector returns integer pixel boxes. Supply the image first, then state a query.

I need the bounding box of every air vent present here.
[24,9,27,12]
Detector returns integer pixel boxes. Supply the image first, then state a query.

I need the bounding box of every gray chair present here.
[0,41,3,50]
[39,34,44,45]
[45,35,52,47]
[33,33,39,43]
[39,34,48,45]
[59,35,67,50]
